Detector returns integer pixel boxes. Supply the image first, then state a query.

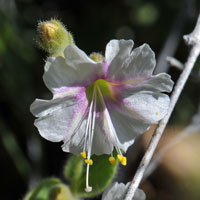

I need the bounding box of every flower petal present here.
[62,115,113,155]
[91,123,113,155]
[102,182,146,200]
[64,44,95,65]
[126,44,156,76]
[62,119,87,154]
[106,39,134,78]
[122,73,174,96]
[109,105,150,152]
[31,94,88,143]
[30,96,76,118]
[123,91,170,124]
[43,45,103,94]
[108,43,156,81]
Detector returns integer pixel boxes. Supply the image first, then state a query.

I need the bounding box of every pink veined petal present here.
[53,86,86,99]
[120,73,174,97]
[43,46,103,95]
[30,90,88,143]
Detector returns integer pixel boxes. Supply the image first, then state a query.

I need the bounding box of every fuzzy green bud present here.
[37,19,74,57]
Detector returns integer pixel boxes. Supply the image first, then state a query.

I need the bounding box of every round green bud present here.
[37,19,74,57]
[49,184,79,200]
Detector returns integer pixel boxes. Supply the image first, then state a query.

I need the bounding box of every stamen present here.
[85,159,93,165]
[85,164,92,192]
[87,87,97,159]
[117,154,127,166]
[117,154,123,162]
[97,86,127,167]
[109,156,116,165]
[121,156,127,166]
[80,151,87,159]
[84,87,97,193]
[83,94,95,152]
[85,186,92,193]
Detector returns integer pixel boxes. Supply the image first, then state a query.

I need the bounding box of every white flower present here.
[30,39,173,192]
[102,182,146,200]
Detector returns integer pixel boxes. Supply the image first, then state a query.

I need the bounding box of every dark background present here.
[1,0,200,199]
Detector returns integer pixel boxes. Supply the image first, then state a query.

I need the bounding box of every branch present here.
[166,56,184,70]
[124,13,200,200]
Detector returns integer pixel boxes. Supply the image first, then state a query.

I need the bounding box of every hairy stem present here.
[124,13,200,200]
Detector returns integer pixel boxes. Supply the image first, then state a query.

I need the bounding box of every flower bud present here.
[37,19,74,56]
[89,52,104,62]
[49,184,79,200]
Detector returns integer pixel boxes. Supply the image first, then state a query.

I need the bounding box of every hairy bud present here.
[37,19,74,56]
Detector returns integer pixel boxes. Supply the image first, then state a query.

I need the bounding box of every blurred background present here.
[0,0,200,199]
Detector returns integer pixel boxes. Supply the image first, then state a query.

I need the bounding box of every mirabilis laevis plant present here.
[30,39,173,192]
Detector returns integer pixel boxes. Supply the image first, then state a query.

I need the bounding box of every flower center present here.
[86,79,113,104]
[82,79,127,193]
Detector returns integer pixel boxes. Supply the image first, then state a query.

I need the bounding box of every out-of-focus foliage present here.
[24,178,61,200]
[0,0,200,200]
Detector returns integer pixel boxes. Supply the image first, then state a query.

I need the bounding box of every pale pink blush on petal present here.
[53,86,85,99]
[102,61,109,78]
[62,88,88,143]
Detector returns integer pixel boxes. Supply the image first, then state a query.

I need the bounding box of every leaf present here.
[24,178,61,200]
[64,155,83,184]
[64,153,118,198]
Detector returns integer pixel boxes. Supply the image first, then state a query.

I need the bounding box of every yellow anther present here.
[80,151,87,159]
[121,156,127,166]
[109,156,116,165]
[85,159,93,165]
[117,154,123,162]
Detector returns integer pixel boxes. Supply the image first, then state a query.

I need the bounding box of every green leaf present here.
[24,178,61,200]
[64,155,83,184]
[64,153,118,198]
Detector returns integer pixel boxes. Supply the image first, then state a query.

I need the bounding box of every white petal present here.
[106,39,134,77]
[108,43,155,81]
[126,44,155,76]
[62,117,113,155]
[123,91,170,124]
[98,102,120,148]
[122,73,174,96]
[91,123,113,155]
[31,95,88,143]
[110,106,150,152]
[102,182,146,200]
[64,44,95,65]
[44,57,56,72]
[30,96,76,118]
[62,119,87,154]
[43,46,103,94]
